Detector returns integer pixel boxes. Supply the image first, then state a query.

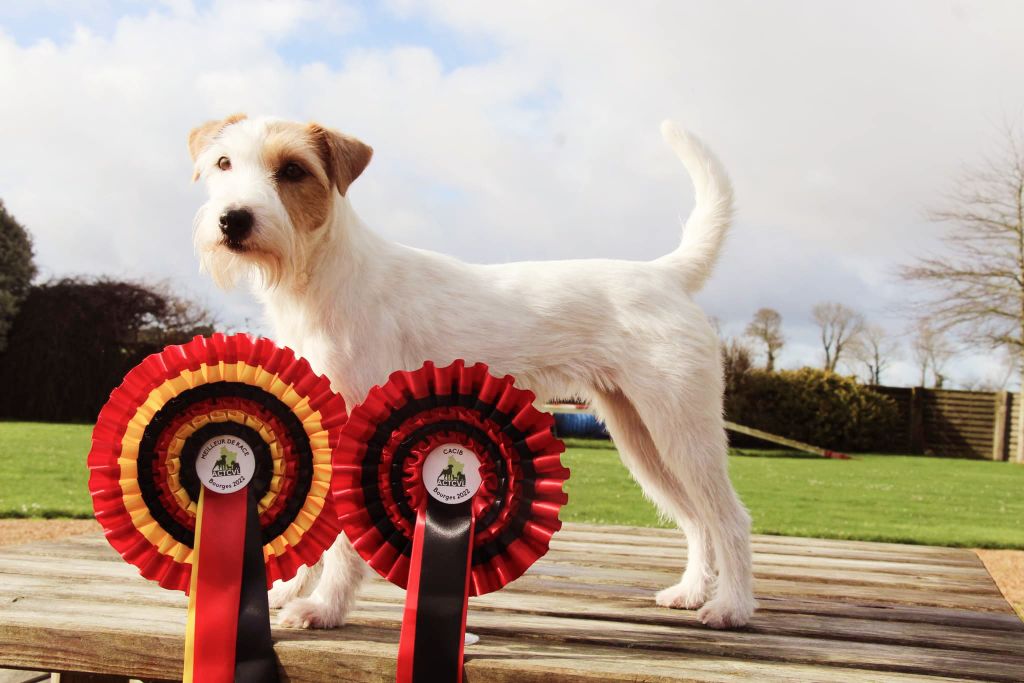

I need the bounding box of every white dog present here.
[188,115,756,629]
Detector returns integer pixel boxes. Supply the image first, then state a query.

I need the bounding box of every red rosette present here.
[333,360,569,596]
[87,333,346,592]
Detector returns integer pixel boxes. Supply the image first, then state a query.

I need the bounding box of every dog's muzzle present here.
[219,208,254,247]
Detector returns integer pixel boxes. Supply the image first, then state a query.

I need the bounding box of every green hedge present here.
[725,368,900,453]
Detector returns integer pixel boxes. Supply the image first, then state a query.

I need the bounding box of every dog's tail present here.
[658,120,734,294]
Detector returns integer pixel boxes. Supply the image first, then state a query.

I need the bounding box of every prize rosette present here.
[333,360,569,683]
[87,333,346,683]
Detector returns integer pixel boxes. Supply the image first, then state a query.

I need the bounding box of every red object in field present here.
[823,450,852,460]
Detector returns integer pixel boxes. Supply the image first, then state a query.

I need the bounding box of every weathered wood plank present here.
[3,592,1023,681]
[541,554,997,596]
[36,526,987,567]
[0,622,973,683]
[555,543,990,579]
[13,528,996,581]
[2,569,1018,659]
[0,562,1009,621]
[0,539,997,601]
[547,539,996,582]
[0,550,1006,614]
[724,421,838,457]
[508,569,1014,612]
[28,533,990,582]
[358,584,1024,657]
[560,528,991,566]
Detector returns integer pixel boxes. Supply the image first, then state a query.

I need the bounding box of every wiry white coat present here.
[193,119,756,629]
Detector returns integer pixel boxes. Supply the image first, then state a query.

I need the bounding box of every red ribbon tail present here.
[184,488,248,683]
[397,499,475,683]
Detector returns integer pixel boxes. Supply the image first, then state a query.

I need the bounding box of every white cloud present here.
[2,0,1023,387]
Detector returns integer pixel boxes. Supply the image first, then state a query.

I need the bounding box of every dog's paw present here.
[268,581,301,609]
[655,579,710,610]
[277,597,344,629]
[696,596,756,629]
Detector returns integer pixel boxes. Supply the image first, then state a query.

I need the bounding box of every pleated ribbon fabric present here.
[333,360,569,683]
[88,333,347,682]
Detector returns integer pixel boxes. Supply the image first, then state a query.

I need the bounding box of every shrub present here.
[0,277,214,422]
[725,367,900,452]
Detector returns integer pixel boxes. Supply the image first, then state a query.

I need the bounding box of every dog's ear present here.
[309,123,373,196]
[187,113,247,180]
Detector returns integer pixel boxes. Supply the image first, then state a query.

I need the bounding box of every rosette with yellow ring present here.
[88,333,346,683]
[333,360,569,683]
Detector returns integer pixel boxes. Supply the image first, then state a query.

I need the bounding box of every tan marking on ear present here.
[187,113,247,180]
[262,121,334,232]
[308,123,373,196]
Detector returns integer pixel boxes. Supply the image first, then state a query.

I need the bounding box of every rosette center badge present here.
[196,436,256,493]
[423,444,482,503]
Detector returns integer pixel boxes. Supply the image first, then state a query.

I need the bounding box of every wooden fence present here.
[872,386,1023,461]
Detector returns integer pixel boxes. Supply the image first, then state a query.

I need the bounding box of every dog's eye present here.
[217,156,231,171]
[280,162,306,181]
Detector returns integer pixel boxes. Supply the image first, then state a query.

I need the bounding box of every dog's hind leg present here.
[620,383,756,629]
[277,534,368,629]
[590,390,716,611]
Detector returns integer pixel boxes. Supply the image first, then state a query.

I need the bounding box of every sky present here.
[2,0,1023,388]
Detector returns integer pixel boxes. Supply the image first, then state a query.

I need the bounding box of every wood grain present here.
[0,525,1020,682]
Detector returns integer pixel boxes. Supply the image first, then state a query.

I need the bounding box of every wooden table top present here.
[1,523,1022,682]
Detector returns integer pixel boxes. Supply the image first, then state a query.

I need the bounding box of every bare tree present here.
[901,121,1024,389]
[721,335,754,398]
[911,322,955,388]
[812,302,864,372]
[849,323,899,385]
[744,308,784,371]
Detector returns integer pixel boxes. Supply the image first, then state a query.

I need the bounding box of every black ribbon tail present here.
[235,489,280,682]
[408,498,475,683]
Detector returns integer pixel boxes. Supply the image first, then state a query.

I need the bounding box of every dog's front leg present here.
[277,534,367,629]
[268,563,313,609]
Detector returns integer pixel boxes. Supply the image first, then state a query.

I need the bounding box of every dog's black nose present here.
[219,208,254,242]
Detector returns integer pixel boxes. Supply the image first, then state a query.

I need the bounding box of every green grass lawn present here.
[0,421,95,518]
[560,438,1024,549]
[2,422,1023,549]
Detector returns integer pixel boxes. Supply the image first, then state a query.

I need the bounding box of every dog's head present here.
[188,114,372,289]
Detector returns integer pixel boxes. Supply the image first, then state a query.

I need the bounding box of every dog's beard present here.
[199,247,286,290]
[193,207,296,291]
